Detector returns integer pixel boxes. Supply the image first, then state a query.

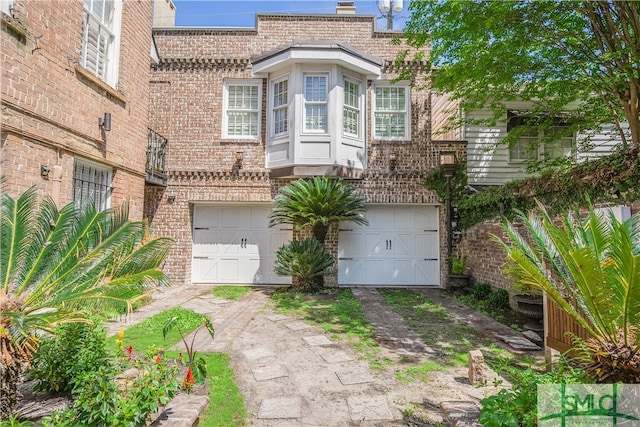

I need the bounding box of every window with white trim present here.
[373,83,410,139]
[81,0,120,86]
[304,74,327,132]
[272,78,288,136]
[343,79,360,137]
[223,80,261,139]
[507,111,575,162]
[73,159,112,211]
[0,0,13,16]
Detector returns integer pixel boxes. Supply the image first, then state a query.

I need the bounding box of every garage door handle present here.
[339,229,353,232]
[280,228,293,231]
[424,258,438,261]
[338,257,353,260]
[194,256,209,259]
[424,229,437,232]
[194,227,210,230]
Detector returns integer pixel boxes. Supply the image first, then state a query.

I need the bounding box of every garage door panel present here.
[338,205,440,286]
[192,206,292,285]
[192,258,219,282]
[415,233,439,258]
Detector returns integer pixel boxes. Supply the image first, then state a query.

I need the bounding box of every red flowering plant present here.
[163,315,215,390]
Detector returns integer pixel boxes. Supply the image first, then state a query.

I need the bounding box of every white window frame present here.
[372,81,411,140]
[222,79,262,140]
[508,123,575,163]
[343,77,362,138]
[80,0,122,88]
[303,73,329,134]
[73,158,113,212]
[1,0,13,16]
[271,75,289,137]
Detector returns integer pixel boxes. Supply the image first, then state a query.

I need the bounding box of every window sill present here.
[74,65,127,105]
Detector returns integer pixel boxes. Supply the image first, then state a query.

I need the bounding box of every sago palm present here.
[0,187,172,418]
[274,237,335,292]
[269,176,368,244]
[495,202,640,382]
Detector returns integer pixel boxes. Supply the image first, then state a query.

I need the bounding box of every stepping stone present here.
[242,347,275,360]
[252,365,288,381]
[336,369,374,385]
[302,335,333,346]
[321,351,354,363]
[440,401,480,423]
[496,335,541,351]
[265,314,290,322]
[347,396,393,421]
[258,397,301,419]
[284,321,312,331]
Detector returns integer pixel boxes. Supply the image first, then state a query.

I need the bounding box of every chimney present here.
[336,1,356,15]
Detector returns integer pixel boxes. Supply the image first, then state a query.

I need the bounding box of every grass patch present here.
[113,306,205,352]
[211,286,252,301]
[271,288,381,364]
[396,360,446,383]
[116,309,247,426]
[163,351,246,427]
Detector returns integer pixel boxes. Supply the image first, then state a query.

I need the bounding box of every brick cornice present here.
[153,57,250,71]
[170,170,270,180]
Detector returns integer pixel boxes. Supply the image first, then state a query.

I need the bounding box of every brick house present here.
[148,5,463,288]
[1,0,157,220]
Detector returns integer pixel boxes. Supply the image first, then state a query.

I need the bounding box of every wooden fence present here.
[546,298,590,354]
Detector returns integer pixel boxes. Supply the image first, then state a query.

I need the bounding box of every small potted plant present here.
[448,251,472,289]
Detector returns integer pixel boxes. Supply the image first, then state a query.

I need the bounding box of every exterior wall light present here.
[98,112,112,131]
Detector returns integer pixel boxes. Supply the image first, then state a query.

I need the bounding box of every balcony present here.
[146,128,168,186]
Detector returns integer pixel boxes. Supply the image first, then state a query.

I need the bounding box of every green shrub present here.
[43,354,178,426]
[487,289,510,310]
[479,358,590,427]
[468,283,493,300]
[27,322,110,393]
[274,237,334,291]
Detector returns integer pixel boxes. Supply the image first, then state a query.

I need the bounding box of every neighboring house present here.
[147,4,458,288]
[431,95,623,187]
[1,0,160,220]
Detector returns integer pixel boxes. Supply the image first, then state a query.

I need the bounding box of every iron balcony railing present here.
[146,128,168,186]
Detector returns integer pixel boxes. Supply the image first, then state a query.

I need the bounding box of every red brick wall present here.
[148,14,449,287]
[1,0,153,220]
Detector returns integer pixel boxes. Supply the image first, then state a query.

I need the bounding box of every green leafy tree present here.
[269,176,368,244]
[0,187,172,419]
[495,202,640,383]
[401,1,640,152]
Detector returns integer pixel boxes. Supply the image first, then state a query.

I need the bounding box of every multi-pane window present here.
[343,79,360,137]
[374,84,409,139]
[273,78,288,135]
[224,81,260,138]
[507,111,575,162]
[304,75,327,132]
[73,159,112,211]
[81,0,118,85]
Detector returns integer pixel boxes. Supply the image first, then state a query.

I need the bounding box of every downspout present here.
[50,151,64,207]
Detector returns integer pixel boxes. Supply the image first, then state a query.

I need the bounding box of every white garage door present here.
[192,205,292,284]
[338,205,440,286]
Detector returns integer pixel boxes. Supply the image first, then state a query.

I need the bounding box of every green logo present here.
[538,384,640,426]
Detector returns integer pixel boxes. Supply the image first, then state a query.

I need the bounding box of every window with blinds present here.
[73,159,112,211]
[81,0,116,84]
[223,80,261,138]
[343,79,360,137]
[373,83,410,140]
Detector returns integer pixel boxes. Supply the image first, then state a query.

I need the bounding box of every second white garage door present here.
[338,205,440,286]
[192,205,292,284]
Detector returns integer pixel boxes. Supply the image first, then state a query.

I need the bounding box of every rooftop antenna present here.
[378,0,404,30]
